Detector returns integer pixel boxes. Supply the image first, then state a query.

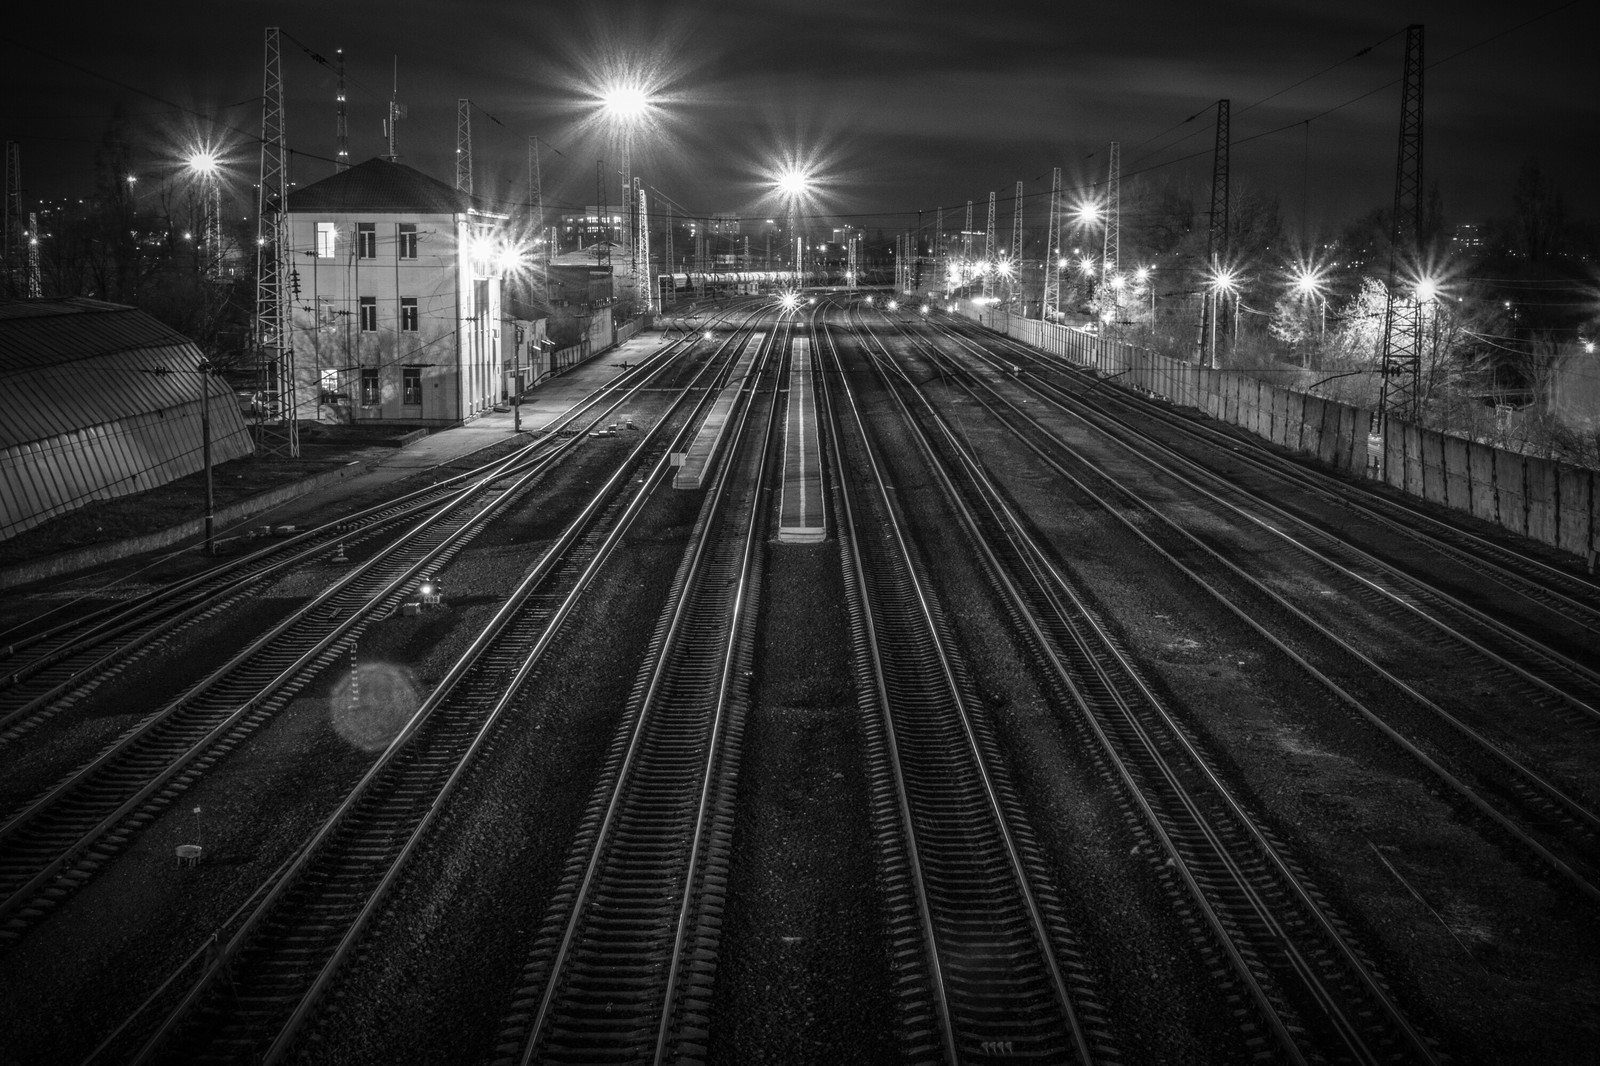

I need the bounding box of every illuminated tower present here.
[1043,167,1062,319]
[1379,23,1426,434]
[255,26,296,457]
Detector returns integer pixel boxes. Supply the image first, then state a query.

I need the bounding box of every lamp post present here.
[599,81,657,312]
[1208,266,1238,368]
[185,149,223,279]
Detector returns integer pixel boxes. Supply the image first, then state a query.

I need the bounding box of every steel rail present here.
[98,312,773,1066]
[848,306,1440,1064]
[514,318,783,1065]
[816,306,1100,1065]
[883,310,1600,903]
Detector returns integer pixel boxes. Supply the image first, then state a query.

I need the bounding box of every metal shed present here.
[0,297,254,542]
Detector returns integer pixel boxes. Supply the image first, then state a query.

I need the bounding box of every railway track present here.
[493,320,786,1065]
[0,316,765,948]
[818,311,1110,1064]
[842,304,1443,1064]
[887,308,1600,903]
[82,314,778,1066]
[0,325,712,745]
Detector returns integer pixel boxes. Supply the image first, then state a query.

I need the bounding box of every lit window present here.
[359,296,377,332]
[403,367,422,405]
[357,222,376,259]
[316,222,336,258]
[400,297,418,332]
[398,223,418,259]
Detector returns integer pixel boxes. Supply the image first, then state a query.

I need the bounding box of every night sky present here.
[4,0,1595,239]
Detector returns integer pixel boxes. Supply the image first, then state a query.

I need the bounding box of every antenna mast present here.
[385,57,402,161]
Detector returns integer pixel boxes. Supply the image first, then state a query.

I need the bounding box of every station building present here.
[282,157,512,427]
[0,297,253,540]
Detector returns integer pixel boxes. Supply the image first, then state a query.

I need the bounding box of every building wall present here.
[285,211,503,426]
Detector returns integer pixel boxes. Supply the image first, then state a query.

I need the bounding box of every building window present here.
[403,367,422,406]
[319,368,348,405]
[400,297,418,332]
[316,222,337,258]
[361,368,380,405]
[359,296,377,332]
[357,222,376,259]
[398,223,418,259]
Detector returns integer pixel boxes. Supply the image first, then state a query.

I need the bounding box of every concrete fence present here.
[964,304,1598,564]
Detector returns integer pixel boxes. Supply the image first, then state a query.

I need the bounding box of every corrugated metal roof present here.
[0,298,214,450]
[287,157,474,215]
[0,298,254,540]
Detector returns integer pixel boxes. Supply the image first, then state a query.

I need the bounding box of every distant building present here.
[0,297,253,541]
[558,207,625,254]
[283,157,511,426]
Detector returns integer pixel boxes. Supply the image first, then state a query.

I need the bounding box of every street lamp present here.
[1290,264,1328,340]
[598,78,660,311]
[1208,266,1239,366]
[185,148,223,278]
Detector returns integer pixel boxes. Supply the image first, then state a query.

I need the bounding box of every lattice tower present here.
[1103,141,1120,278]
[25,211,39,297]
[1043,167,1062,319]
[982,191,997,297]
[4,141,21,297]
[637,181,653,311]
[1379,23,1426,430]
[335,49,349,172]
[962,200,973,264]
[385,57,402,161]
[456,100,472,195]
[935,206,945,283]
[1199,100,1230,364]
[254,27,297,457]
[1010,180,1023,266]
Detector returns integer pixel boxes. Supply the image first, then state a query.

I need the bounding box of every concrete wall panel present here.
[1493,449,1527,536]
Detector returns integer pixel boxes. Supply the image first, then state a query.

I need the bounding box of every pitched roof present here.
[287,157,472,215]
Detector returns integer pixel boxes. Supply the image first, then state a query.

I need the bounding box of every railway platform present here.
[777,338,825,543]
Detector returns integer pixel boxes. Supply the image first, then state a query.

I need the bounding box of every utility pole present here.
[1378,23,1426,445]
[255,26,296,457]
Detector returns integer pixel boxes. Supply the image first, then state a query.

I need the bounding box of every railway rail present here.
[888,308,1600,903]
[495,319,786,1065]
[83,313,779,1066]
[841,303,1442,1064]
[818,309,1110,1064]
